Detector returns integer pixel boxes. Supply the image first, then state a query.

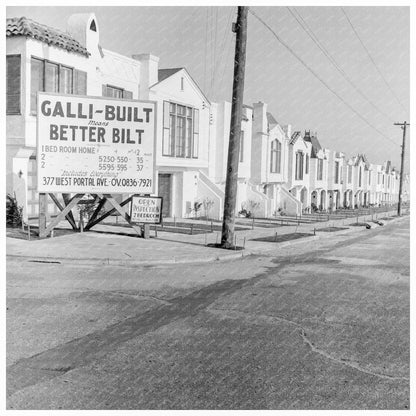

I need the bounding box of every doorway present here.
[158,173,172,218]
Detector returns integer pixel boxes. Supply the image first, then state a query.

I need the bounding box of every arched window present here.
[90,19,97,32]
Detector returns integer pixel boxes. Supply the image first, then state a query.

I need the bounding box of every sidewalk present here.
[6,210,407,266]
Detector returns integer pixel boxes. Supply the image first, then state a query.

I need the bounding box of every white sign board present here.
[37,93,156,194]
[130,196,163,224]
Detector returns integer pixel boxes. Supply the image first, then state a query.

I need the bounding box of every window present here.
[181,77,184,91]
[359,167,362,187]
[90,19,97,32]
[382,174,385,185]
[317,158,323,181]
[30,57,87,113]
[368,171,371,185]
[348,165,352,184]
[7,55,21,114]
[270,139,281,173]
[162,101,199,158]
[239,130,244,163]
[334,161,340,184]
[102,85,132,99]
[305,154,309,174]
[295,151,304,180]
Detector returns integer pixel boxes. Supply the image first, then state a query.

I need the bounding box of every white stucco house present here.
[287,131,312,213]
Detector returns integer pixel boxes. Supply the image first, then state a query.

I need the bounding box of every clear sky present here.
[6,5,410,170]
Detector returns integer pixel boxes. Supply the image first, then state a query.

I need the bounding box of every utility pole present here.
[394,121,409,216]
[221,6,248,248]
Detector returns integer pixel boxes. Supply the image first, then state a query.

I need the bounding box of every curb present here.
[6,249,247,267]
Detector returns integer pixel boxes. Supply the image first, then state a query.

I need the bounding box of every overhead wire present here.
[213,7,234,100]
[219,8,237,96]
[248,7,400,148]
[203,7,208,92]
[341,7,407,114]
[287,6,395,123]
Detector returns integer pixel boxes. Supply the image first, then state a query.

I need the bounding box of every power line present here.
[203,8,208,92]
[287,6,395,123]
[248,7,400,148]
[341,7,407,114]
[219,9,237,96]
[213,8,234,100]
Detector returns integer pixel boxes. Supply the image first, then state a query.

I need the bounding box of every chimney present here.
[67,13,99,56]
[283,124,292,139]
[132,53,159,91]
[252,101,267,135]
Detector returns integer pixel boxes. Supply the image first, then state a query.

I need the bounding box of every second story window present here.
[348,165,352,184]
[305,154,309,174]
[334,161,340,184]
[162,101,199,159]
[270,139,281,173]
[359,167,362,187]
[102,85,132,99]
[30,57,87,114]
[368,171,371,185]
[6,54,21,115]
[239,130,244,163]
[295,151,304,180]
[317,158,323,181]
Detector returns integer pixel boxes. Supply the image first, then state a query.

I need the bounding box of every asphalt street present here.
[6,216,410,410]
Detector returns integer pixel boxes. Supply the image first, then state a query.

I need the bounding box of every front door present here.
[158,173,172,218]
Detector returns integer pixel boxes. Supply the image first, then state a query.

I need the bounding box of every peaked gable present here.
[150,67,210,104]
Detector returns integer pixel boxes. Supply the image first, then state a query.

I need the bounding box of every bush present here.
[6,194,23,227]
[78,198,99,221]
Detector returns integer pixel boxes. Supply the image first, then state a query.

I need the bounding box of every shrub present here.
[6,193,23,227]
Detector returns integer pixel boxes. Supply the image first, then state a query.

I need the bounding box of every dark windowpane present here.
[60,66,73,94]
[6,55,21,114]
[45,62,59,93]
[74,70,87,95]
[31,58,44,113]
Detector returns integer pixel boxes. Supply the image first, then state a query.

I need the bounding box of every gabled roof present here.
[303,131,322,158]
[383,160,392,173]
[354,154,370,169]
[266,112,278,130]
[6,17,89,57]
[158,68,183,83]
[290,131,302,145]
[152,67,210,104]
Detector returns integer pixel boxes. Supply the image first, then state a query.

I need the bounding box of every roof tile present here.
[6,17,89,57]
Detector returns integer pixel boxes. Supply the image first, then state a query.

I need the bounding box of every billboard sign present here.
[37,93,157,194]
[130,196,163,224]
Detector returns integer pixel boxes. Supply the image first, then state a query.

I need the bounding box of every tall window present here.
[305,154,309,174]
[6,55,21,115]
[239,130,244,162]
[30,57,87,113]
[317,158,323,181]
[162,101,199,158]
[359,167,362,187]
[368,171,371,185]
[334,161,340,184]
[295,151,304,180]
[270,139,281,173]
[348,165,352,184]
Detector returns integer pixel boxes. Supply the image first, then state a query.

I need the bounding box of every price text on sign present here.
[37,93,157,194]
[130,196,163,224]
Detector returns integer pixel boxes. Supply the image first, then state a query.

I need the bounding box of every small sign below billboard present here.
[130,196,163,224]
[37,93,156,194]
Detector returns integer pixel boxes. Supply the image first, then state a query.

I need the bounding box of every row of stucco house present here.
[6,13,409,222]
